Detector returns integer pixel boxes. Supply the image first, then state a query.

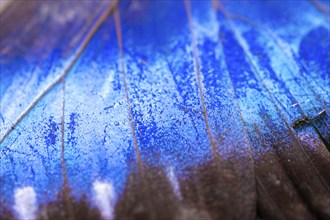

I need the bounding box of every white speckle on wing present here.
[14,186,37,220]
[93,180,115,220]
[166,167,182,199]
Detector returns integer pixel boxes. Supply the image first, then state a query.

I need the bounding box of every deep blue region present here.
[199,38,230,111]
[299,26,330,81]
[121,0,187,51]
[36,48,63,85]
[149,2,199,110]
[223,0,300,28]
[44,116,59,147]
[113,63,122,91]
[0,113,5,124]
[242,29,304,118]
[67,113,79,147]
[125,50,148,81]
[220,25,262,97]
[65,114,82,166]
[0,57,26,100]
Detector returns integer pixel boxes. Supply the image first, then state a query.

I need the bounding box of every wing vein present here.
[0,0,119,143]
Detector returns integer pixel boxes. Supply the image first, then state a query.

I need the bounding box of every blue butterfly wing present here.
[1,0,329,219]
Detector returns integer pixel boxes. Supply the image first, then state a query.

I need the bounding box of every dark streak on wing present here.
[60,77,74,220]
[113,7,157,220]
[190,1,256,219]
[183,0,232,217]
[184,0,219,157]
[115,166,182,220]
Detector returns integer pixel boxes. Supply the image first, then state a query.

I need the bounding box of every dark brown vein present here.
[183,0,219,159]
[61,77,74,220]
[113,8,156,220]
[211,0,255,184]
[113,8,142,176]
[209,1,257,207]
[255,175,285,220]
[0,0,119,144]
[184,0,240,217]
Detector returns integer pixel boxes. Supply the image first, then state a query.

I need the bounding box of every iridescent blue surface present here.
[0,0,329,218]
